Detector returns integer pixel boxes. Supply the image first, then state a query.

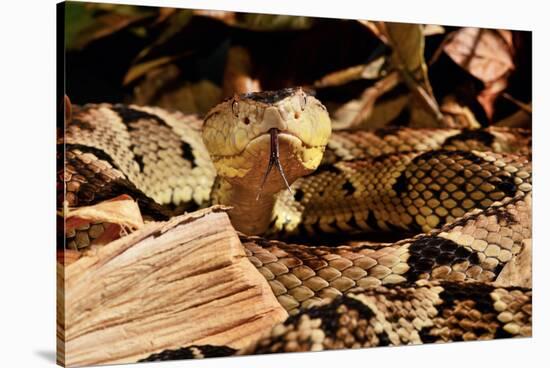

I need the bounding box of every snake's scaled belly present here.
[59,102,532,357]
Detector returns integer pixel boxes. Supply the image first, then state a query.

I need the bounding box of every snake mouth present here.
[209,130,321,160]
[247,130,317,155]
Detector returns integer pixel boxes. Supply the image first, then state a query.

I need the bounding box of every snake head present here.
[202,87,331,194]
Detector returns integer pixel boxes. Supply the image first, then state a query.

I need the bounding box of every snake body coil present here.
[59,88,532,360]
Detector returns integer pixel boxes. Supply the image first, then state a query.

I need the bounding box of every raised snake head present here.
[202,87,332,196]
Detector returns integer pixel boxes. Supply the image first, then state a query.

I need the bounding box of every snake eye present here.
[232,100,239,117]
[300,94,307,111]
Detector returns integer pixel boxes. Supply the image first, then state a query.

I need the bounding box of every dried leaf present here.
[494,108,531,128]
[66,195,143,229]
[440,96,481,129]
[385,22,425,73]
[331,71,400,130]
[64,95,72,125]
[502,93,532,114]
[443,28,515,120]
[477,77,508,120]
[313,57,386,88]
[195,10,313,31]
[384,22,443,126]
[357,20,388,43]
[154,7,178,24]
[495,238,532,288]
[359,94,410,129]
[235,13,314,31]
[193,9,236,24]
[65,195,144,249]
[222,46,261,97]
[157,80,222,115]
[134,10,193,61]
[444,28,514,84]
[409,100,443,128]
[65,2,153,50]
[123,55,182,85]
[423,24,445,36]
[133,63,222,115]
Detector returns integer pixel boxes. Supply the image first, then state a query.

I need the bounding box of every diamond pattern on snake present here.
[58,87,531,359]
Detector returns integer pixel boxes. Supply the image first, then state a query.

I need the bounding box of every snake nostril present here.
[232,100,239,117]
[300,95,307,111]
[244,117,250,125]
[294,112,300,119]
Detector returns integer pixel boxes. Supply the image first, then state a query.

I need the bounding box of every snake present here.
[58,87,532,360]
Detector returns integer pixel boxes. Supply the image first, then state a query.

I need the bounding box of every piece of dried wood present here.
[495,239,532,288]
[57,206,287,367]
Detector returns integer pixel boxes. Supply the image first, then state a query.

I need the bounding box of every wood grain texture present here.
[57,206,287,367]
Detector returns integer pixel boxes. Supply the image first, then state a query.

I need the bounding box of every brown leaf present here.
[235,13,314,31]
[385,22,425,73]
[69,8,152,50]
[134,10,194,62]
[439,95,481,129]
[64,95,72,125]
[193,9,237,24]
[313,57,386,88]
[477,77,508,120]
[222,46,261,98]
[357,20,389,43]
[331,71,400,130]
[444,28,515,120]
[154,7,178,24]
[65,195,144,249]
[423,24,445,36]
[195,10,313,31]
[384,22,443,126]
[495,238,532,288]
[132,63,222,115]
[123,55,182,85]
[359,94,410,129]
[443,28,514,84]
[494,107,531,128]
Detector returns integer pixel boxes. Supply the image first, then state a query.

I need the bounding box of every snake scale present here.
[58,87,532,360]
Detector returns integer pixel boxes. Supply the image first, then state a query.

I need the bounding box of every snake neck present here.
[213,178,276,235]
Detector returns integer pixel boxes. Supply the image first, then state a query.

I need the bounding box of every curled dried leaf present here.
[134,10,194,62]
[65,2,154,50]
[123,55,182,86]
[423,24,445,36]
[65,195,144,249]
[385,22,425,73]
[222,46,261,98]
[357,20,388,44]
[331,71,400,130]
[494,108,531,128]
[313,57,386,88]
[444,27,514,84]
[132,63,222,115]
[384,22,443,126]
[234,13,314,31]
[443,28,515,120]
[440,96,481,129]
